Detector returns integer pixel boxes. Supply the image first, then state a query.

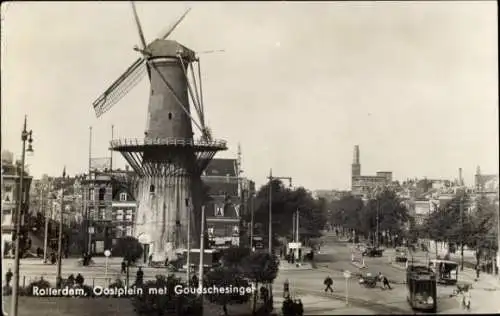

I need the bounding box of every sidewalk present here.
[279,261,314,271]
[442,286,500,314]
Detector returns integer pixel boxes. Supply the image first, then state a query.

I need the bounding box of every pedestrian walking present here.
[382,276,391,289]
[5,268,13,286]
[50,252,56,265]
[283,279,290,298]
[296,299,304,316]
[462,288,471,310]
[191,274,198,287]
[75,273,84,286]
[135,267,144,285]
[121,260,127,274]
[323,276,334,292]
[378,272,391,290]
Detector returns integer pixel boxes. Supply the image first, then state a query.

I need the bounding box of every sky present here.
[1,1,498,191]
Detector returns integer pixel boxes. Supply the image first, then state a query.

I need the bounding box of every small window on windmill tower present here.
[168,112,173,120]
[150,184,155,194]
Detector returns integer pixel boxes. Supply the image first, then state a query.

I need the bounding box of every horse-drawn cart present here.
[359,273,378,288]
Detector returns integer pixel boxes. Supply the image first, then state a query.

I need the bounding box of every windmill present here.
[91,2,227,261]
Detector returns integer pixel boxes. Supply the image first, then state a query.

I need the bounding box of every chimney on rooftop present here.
[458,168,464,186]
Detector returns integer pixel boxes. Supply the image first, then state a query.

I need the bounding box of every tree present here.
[331,194,364,238]
[112,236,143,285]
[204,267,251,316]
[113,236,143,263]
[244,180,326,248]
[220,246,251,269]
[241,252,279,315]
[464,195,498,267]
[422,205,453,258]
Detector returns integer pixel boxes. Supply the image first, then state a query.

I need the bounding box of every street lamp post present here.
[266,169,292,308]
[11,115,34,316]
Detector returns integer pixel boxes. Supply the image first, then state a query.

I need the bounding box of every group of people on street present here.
[282,279,304,316]
[282,297,304,316]
[323,272,391,292]
[64,273,85,287]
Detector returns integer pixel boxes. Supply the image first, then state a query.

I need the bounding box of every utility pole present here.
[376,199,379,247]
[250,194,254,250]
[43,191,54,264]
[460,196,464,271]
[268,169,273,254]
[198,205,206,291]
[186,199,191,283]
[267,170,292,254]
[56,168,66,288]
[296,209,300,243]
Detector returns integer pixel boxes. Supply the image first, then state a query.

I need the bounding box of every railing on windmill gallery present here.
[110,137,227,149]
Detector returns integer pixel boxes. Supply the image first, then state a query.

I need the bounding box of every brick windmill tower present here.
[92,3,226,261]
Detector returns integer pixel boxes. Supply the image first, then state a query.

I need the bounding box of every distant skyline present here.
[1,1,498,190]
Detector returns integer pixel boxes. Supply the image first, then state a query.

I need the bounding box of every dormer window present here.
[119,192,127,201]
[215,205,224,217]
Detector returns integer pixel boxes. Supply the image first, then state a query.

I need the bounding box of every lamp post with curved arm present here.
[11,115,34,316]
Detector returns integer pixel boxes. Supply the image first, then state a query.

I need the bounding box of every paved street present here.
[3,235,499,315]
[1,257,182,288]
[274,234,499,315]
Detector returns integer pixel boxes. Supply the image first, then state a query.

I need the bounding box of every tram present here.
[406,264,437,312]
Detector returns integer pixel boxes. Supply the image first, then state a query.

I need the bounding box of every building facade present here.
[111,186,137,240]
[201,158,255,249]
[81,169,137,255]
[350,146,392,198]
[82,172,114,254]
[1,151,33,258]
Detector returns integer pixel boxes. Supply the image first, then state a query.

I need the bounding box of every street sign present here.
[343,270,351,279]
[104,250,111,257]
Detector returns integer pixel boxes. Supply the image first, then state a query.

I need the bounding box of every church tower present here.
[352,145,361,177]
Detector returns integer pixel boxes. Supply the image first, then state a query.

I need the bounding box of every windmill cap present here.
[147,39,196,60]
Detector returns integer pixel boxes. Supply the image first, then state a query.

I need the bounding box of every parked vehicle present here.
[363,247,384,257]
[428,259,458,285]
[395,247,408,262]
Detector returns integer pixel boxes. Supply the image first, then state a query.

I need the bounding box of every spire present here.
[237,143,242,174]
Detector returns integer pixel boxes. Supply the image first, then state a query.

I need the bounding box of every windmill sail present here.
[92,57,147,117]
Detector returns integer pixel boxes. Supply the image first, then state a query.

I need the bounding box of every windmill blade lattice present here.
[159,8,191,40]
[92,57,147,117]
